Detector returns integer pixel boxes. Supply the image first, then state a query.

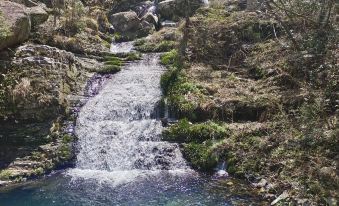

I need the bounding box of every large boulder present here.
[110,11,141,33]
[110,11,154,40]
[27,6,48,31]
[158,0,203,21]
[0,1,31,51]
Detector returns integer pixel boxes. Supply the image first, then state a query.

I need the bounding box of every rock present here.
[0,43,94,121]
[110,0,145,14]
[319,167,337,181]
[109,11,154,40]
[27,6,48,31]
[0,1,31,51]
[158,0,203,21]
[215,169,229,178]
[270,190,289,205]
[252,178,268,188]
[0,180,11,186]
[8,0,38,7]
[246,0,261,11]
[142,12,159,27]
[110,11,141,33]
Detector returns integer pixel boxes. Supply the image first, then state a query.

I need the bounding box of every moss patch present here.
[163,119,229,143]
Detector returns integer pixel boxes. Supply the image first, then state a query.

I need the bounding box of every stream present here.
[0,43,263,205]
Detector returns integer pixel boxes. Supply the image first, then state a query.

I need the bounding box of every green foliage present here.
[160,50,179,67]
[163,119,229,143]
[167,75,206,120]
[183,142,218,171]
[96,54,124,74]
[61,0,86,36]
[160,67,180,95]
[113,32,123,42]
[32,167,44,176]
[0,170,12,180]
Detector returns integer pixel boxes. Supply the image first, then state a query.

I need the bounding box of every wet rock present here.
[142,12,159,26]
[0,1,31,51]
[215,170,229,178]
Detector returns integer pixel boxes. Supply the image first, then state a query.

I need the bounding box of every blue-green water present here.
[0,171,263,206]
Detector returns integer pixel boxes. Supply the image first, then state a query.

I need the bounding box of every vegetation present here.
[60,0,86,36]
[163,119,229,143]
[182,141,219,171]
[134,39,176,53]
[160,0,338,204]
[0,11,11,41]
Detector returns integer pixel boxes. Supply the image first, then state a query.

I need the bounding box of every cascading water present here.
[68,43,189,184]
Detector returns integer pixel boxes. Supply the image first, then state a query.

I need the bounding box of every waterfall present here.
[68,43,189,185]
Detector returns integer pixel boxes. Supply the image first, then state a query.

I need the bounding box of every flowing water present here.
[0,43,263,205]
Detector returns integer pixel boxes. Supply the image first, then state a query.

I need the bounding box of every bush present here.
[163,119,229,143]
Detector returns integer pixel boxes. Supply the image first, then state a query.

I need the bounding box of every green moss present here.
[123,52,142,61]
[62,134,74,143]
[183,142,218,171]
[113,32,123,42]
[163,119,229,143]
[134,38,146,46]
[97,65,121,74]
[135,40,176,53]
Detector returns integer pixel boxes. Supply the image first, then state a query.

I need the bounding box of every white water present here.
[110,41,134,53]
[68,43,190,185]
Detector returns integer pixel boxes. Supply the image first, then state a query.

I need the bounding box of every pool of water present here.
[0,170,264,206]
